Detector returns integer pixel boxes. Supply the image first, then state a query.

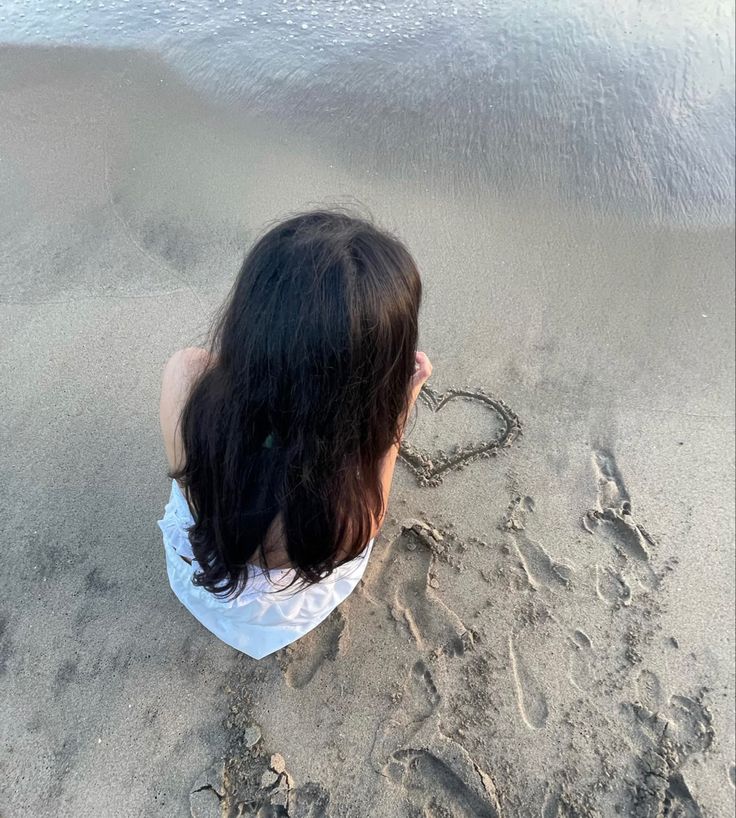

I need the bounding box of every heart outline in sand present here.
[399,385,522,487]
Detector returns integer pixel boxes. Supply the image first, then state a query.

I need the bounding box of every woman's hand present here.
[374,351,434,539]
[408,351,433,408]
[395,351,432,443]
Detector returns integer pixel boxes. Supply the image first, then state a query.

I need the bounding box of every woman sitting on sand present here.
[157,207,431,659]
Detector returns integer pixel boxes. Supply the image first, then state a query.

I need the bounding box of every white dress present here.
[157,479,374,659]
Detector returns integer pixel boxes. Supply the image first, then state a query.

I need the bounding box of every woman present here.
[157,207,432,658]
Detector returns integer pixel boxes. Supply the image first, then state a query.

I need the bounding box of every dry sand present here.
[0,47,734,817]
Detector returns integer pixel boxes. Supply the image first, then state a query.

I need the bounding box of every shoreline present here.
[1,41,733,230]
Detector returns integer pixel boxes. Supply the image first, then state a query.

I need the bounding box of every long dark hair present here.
[169,206,422,598]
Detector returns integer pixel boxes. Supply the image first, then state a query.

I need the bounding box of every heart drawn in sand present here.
[399,385,522,487]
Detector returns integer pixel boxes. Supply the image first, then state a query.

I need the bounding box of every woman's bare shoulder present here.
[163,347,214,387]
[160,347,215,473]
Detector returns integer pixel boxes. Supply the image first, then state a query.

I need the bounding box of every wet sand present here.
[0,46,734,817]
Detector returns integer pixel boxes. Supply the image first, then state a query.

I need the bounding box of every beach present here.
[0,26,734,818]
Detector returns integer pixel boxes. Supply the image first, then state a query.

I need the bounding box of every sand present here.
[0,46,734,818]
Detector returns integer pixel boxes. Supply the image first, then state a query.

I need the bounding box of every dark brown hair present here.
[169,206,422,598]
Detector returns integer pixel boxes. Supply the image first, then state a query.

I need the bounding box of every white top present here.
[157,479,374,659]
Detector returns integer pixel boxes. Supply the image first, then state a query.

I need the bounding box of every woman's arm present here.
[369,351,433,540]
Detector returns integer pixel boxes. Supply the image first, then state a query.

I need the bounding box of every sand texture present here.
[0,48,734,818]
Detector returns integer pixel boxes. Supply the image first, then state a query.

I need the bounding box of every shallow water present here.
[1,0,733,225]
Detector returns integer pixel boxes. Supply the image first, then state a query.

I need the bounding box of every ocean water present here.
[0,0,734,225]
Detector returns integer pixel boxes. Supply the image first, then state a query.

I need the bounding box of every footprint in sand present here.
[511,530,573,590]
[584,449,660,592]
[289,782,332,818]
[669,693,715,755]
[374,681,501,818]
[503,493,573,591]
[567,628,596,692]
[407,660,441,720]
[284,608,346,689]
[542,788,599,818]
[635,668,663,713]
[286,522,471,691]
[364,526,473,657]
[595,563,632,607]
[387,747,500,818]
[371,658,442,767]
[508,634,549,729]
